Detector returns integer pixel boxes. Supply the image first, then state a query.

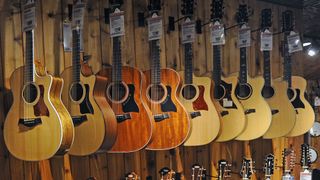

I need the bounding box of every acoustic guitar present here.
[282,148,295,180]
[178,0,220,146]
[61,2,117,155]
[210,0,246,142]
[97,0,154,152]
[261,9,296,139]
[263,154,274,180]
[281,10,315,137]
[4,1,74,161]
[144,0,190,150]
[300,144,312,179]
[234,4,272,141]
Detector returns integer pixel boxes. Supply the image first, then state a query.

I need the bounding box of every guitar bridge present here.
[190,111,201,119]
[72,115,87,126]
[154,113,170,122]
[245,109,256,114]
[18,118,42,128]
[271,109,279,115]
[116,113,132,123]
[220,111,229,117]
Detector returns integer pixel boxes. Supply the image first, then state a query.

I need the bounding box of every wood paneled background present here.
[0,0,319,179]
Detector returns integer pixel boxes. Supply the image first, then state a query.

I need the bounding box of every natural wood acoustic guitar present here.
[144,0,190,150]
[281,10,315,137]
[260,9,296,139]
[234,4,272,141]
[4,24,73,160]
[97,0,154,152]
[61,25,117,155]
[178,0,220,146]
[210,0,246,142]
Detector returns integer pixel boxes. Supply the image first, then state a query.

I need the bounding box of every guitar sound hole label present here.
[211,22,225,45]
[238,26,251,48]
[148,15,163,41]
[260,30,273,51]
[181,19,195,44]
[110,9,125,37]
[22,1,36,32]
[287,32,302,53]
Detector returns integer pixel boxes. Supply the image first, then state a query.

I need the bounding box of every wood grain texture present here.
[144,68,190,150]
[97,66,154,152]
[235,76,272,141]
[178,72,220,146]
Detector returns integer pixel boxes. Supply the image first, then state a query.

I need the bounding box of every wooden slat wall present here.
[0,0,316,179]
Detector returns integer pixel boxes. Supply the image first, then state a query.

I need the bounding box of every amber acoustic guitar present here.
[281,10,314,137]
[235,4,272,141]
[210,0,246,142]
[4,27,73,161]
[97,1,154,152]
[61,24,117,155]
[144,0,190,150]
[261,9,296,139]
[178,0,220,146]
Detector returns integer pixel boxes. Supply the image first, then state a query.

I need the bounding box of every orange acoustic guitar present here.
[97,0,154,152]
[144,0,190,150]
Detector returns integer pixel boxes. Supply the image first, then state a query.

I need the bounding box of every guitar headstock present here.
[211,0,224,22]
[282,148,296,173]
[109,0,123,11]
[261,8,272,31]
[240,157,254,179]
[263,154,274,178]
[301,144,312,169]
[125,172,139,180]
[148,0,161,14]
[218,160,231,179]
[181,0,195,18]
[191,164,206,180]
[236,4,249,25]
[159,167,175,180]
[282,10,294,33]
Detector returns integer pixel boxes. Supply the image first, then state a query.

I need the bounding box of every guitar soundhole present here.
[22,83,39,104]
[236,83,252,100]
[262,86,275,99]
[148,84,166,102]
[182,85,197,100]
[214,84,225,100]
[287,88,295,101]
[108,83,127,101]
[70,82,84,102]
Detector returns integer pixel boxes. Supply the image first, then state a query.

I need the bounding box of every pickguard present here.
[80,84,94,114]
[122,84,139,113]
[192,85,208,111]
[291,89,305,109]
[34,85,49,117]
[160,86,177,112]
[218,80,237,109]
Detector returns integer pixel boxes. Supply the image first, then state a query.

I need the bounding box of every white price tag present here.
[110,9,125,37]
[148,15,163,41]
[314,96,320,106]
[223,98,233,107]
[282,175,294,180]
[22,1,36,32]
[300,171,312,180]
[72,2,85,29]
[287,32,303,53]
[260,30,273,51]
[238,26,251,48]
[211,22,225,45]
[181,20,195,44]
[63,22,72,52]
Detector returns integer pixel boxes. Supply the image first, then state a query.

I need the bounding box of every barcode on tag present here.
[287,32,302,53]
[72,2,85,29]
[63,22,72,52]
[181,20,195,44]
[238,26,251,48]
[223,98,233,107]
[148,15,163,41]
[260,30,273,51]
[211,23,225,45]
[22,1,36,32]
[110,9,125,37]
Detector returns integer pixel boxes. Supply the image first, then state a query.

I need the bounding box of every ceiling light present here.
[308,48,318,57]
[303,42,312,47]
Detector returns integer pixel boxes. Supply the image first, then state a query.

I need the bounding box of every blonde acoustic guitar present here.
[61,28,117,156]
[4,30,73,161]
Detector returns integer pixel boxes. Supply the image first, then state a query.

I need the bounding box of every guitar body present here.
[144,68,190,150]
[178,72,220,146]
[263,79,296,138]
[4,67,66,161]
[211,75,246,142]
[286,76,314,137]
[61,64,116,156]
[235,76,272,140]
[97,66,154,152]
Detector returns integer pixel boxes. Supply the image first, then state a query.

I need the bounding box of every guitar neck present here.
[72,29,81,82]
[184,43,193,84]
[283,32,292,87]
[239,47,248,84]
[263,51,271,87]
[112,36,122,82]
[25,30,35,82]
[213,45,222,85]
[150,40,161,84]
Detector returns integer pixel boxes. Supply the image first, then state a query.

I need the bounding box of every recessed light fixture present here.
[303,42,312,47]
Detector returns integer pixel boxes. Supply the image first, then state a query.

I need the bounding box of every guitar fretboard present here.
[150,40,161,84]
[283,32,292,88]
[25,30,35,82]
[72,29,81,83]
[184,43,193,84]
[213,45,222,85]
[263,51,271,87]
[239,47,248,84]
[112,36,122,83]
